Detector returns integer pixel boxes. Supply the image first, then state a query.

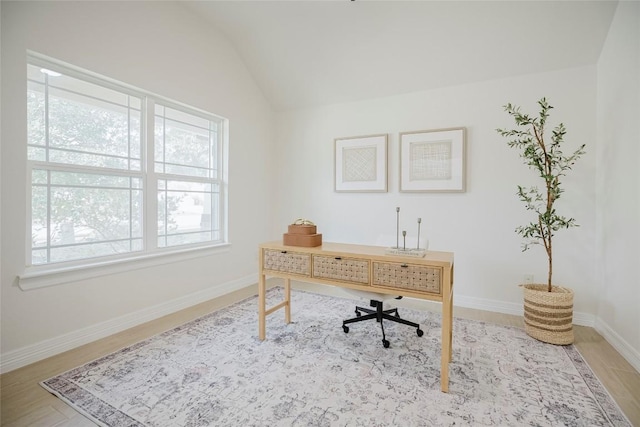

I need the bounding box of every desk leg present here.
[441,328,450,392]
[448,291,454,362]
[284,278,291,324]
[441,285,451,393]
[258,273,266,341]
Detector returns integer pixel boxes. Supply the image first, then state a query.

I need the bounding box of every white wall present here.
[275,67,598,321]
[3,1,637,375]
[0,1,274,370]
[596,1,640,368]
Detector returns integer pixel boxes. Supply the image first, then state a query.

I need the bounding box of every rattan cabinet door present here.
[312,255,370,284]
[263,249,311,276]
[372,262,442,295]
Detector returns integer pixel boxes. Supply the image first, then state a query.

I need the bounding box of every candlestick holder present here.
[385,208,427,257]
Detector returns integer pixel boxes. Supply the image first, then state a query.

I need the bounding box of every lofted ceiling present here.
[185,1,618,111]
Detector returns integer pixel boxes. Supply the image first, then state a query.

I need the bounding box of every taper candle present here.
[396,207,400,249]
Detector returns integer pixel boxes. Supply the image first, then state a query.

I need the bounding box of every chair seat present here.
[342,288,397,304]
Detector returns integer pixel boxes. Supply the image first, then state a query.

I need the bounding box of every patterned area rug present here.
[42,288,630,426]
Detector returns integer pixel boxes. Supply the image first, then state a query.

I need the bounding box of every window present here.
[154,105,222,248]
[26,55,226,269]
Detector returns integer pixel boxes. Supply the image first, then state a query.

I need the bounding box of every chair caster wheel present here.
[355,311,361,317]
[417,329,424,337]
[343,325,349,333]
[382,339,390,348]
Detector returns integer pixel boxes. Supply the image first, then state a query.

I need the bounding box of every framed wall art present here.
[400,127,466,192]
[335,134,388,192]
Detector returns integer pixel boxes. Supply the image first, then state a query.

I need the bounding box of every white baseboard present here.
[4,276,630,375]
[454,294,523,316]
[595,317,640,373]
[454,294,595,327]
[0,274,257,374]
[287,280,595,327]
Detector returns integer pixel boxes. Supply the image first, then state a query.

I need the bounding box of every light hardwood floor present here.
[1,284,639,426]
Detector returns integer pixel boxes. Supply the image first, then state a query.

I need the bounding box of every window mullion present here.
[145,98,158,252]
[219,120,228,243]
[46,170,52,263]
[44,74,50,162]
[128,96,133,252]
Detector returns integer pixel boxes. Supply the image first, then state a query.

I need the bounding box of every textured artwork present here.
[42,288,631,427]
[343,146,377,182]
[401,128,466,192]
[409,140,452,181]
[335,134,387,192]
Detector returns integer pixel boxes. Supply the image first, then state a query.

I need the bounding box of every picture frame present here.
[335,134,388,192]
[400,127,466,192]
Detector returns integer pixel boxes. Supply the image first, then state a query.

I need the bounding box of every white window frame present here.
[19,53,229,290]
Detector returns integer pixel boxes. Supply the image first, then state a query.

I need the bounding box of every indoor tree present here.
[497,98,586,292]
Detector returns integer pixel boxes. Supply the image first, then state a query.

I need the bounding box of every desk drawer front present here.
[263,249,311,276]
[373,262,441,295]
[313,255,369,284]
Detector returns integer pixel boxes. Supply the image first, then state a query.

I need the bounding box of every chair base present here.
[342,299,423,348]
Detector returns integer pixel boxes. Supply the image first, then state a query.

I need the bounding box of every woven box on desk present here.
[283,220,322,247]
[283,232,322,247]
[287,224,317,235]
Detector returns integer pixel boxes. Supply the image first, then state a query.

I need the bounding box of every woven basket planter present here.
[522,284,574,345]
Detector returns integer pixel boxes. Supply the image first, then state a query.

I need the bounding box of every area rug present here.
[41,287,631,426]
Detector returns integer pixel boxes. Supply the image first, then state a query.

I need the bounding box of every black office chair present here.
[342,295,424,348]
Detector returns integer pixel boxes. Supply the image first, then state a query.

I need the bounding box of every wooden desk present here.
[257,241,454,393]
